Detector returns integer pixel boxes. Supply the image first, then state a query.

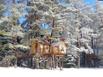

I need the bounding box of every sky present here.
[84,0,103,7]
[84,0,96,5]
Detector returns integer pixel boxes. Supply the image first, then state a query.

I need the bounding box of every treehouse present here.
[29,38,67,69]
[30,38,67,57]
[30,39,50,56]
[51,41,67,56]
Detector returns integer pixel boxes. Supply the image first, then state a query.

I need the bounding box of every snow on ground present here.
[0,67,103,77]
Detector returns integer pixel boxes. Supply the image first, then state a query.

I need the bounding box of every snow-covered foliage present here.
[0,0,103,68]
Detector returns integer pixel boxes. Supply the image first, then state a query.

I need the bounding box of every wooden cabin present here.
[30,39,50,56]
[30,39,38,55]
[51,41,67,56]
[30,39,67,69]
[30,39,67,57]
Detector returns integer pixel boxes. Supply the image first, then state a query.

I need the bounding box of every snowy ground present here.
[0,67,103,77]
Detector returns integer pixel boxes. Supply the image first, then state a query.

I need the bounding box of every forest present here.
[0,0,103,69]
